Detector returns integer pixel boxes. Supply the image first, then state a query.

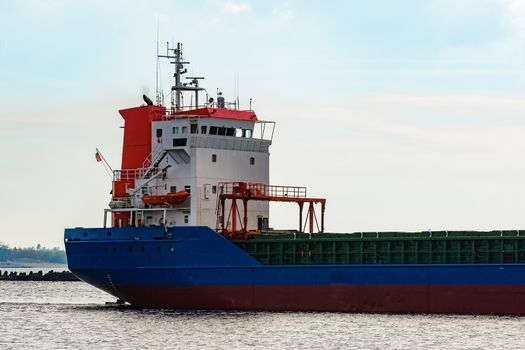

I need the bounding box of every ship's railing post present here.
[298,202,304,233]
[163,208,167,233]
[321,201,325,233]
[103,209,109,228]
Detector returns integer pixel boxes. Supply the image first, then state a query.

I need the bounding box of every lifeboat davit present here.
[142,191,190,205]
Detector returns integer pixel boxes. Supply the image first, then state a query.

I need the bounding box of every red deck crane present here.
[216,182,326,237]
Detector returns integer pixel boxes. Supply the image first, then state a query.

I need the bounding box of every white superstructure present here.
[106,42,274,232]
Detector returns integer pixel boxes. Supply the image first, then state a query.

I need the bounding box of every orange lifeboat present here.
[142,191,190,206]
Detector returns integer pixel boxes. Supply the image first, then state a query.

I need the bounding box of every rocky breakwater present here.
[0,270,79,281]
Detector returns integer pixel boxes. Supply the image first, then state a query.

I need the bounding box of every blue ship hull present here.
[64,226,525,314]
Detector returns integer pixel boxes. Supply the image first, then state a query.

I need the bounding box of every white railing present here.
[163,101,241,116]
[113,167,161,181]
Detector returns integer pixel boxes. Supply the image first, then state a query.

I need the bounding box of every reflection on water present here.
[0,281,524,350]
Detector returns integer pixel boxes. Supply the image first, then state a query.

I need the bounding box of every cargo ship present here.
[65,43,525,315]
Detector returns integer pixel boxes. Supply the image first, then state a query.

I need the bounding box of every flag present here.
[95,151,102,162]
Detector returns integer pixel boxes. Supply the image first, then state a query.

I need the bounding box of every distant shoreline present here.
[0,261,68,269]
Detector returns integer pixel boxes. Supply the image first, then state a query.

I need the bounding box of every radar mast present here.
[157,42,204,113]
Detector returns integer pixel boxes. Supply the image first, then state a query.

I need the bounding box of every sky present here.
[2,0,525,247]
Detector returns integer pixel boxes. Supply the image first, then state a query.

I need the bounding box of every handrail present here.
[162,101,241,115]
[113,167,161,181]
[219,182,307,198]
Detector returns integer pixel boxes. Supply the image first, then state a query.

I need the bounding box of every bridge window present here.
[209,126,218,135]
[235,128,243,137]
[185,185,191,193]
[226,128,235,136]
[250,157,255,165]
[201,125,207,134]
[156,129,163,137]
[170,186,177,193]
[212,154,217,163]
[218,127,226,136]
[181,126,188,134]
[184,215,189,224]
[212,185,217,194]
[243,129,252,138]
[190,124,198,134]
[173,126,179,134]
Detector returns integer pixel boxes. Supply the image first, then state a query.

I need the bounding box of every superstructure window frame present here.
[173,138,187,147]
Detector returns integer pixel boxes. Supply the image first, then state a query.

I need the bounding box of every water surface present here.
[0,281,524,349]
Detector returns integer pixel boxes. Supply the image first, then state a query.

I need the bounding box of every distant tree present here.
[0,244,66,264]
[0,243,10,262]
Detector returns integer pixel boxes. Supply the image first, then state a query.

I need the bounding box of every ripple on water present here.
[0,282,524,350]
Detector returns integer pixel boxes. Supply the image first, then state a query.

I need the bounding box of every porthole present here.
[106,231,112,237]
[83,232,87,237]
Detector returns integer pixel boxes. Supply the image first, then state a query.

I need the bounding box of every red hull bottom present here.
[115,285,525,315]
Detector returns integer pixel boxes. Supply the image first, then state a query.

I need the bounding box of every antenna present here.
[155,19,160,105]
[235,72,239,109]
[158,42,204,113]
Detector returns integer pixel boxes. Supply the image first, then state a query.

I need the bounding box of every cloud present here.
[376,92,525,111]
[503,0,525,38]
[278,91,525,155]
[224,0,251,15]
[272,6,294,23]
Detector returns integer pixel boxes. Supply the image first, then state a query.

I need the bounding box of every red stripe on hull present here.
[115,285,525,315]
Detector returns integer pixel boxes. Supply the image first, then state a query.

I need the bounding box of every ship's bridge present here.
[107,42,275,230]
[152,107,274,157]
